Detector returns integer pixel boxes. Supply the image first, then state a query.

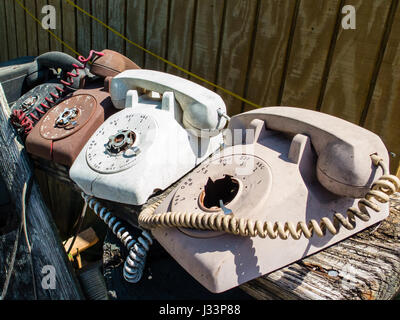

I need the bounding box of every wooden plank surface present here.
[280,0,342,110]
[215,0,258,115]
[125,0,147,67]
[319,0,392,124]
[4,0,18,60]
[107,0,126,54]
[14,0,28,57]
[33,168,52,211]
[36,0,50,55]
[76,0,92,56]
[0,1,9,62]
[145,0,169,71]
[61,0,77,57]
[91,0,108,52]
[240,193,400,300]
[45,173,84,241]
[189,0,225,91]
[0,84,83,300]
[24,0,39,57]
[363,0,400,175]
[165,0,197,78]
[243,0,298,112]
[47,0,63,52]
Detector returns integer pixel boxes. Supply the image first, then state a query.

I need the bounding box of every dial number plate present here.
[86,112,157,173]
[171,154,272,238]
[40,95,96,140]
[172,154,272,216]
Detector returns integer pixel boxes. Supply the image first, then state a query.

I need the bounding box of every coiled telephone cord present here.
[138,155,400,240]
[81,193,153,283]
[12,50,104,136]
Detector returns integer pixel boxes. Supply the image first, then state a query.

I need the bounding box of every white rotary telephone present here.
[69,69,227,205]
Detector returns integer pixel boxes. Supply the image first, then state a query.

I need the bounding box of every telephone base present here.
[151,130,390,293]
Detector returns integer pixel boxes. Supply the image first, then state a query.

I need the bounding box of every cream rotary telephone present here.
[69,69,227,205]
[139,106,400,293]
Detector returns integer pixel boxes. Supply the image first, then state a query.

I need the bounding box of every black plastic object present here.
[77,262,109,300]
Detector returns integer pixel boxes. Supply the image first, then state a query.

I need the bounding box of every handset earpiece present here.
[110,69,227,137]
[182,102,227,138]
[90,49,141,78]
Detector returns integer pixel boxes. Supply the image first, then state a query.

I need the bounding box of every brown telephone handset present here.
[139,106,400,293]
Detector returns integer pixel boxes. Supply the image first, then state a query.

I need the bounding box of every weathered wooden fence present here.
[1,0,399,174]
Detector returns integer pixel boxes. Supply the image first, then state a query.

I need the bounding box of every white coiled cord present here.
[139,155,400,240]
[81,193,153,283]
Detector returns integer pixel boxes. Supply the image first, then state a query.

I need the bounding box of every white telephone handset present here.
[110,69,227,136]
[69,70,227,205]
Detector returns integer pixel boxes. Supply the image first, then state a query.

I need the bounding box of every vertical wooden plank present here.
[76,0,92,56]
[107,0,126,54]
[145,0,169,71]
[165,0,196,78]
[280,0,342,110]
[48,0,63,52]
[0,1,9,62]
[364,2,400,173]
[215,0,258,116]
[91,0,108,52]
[24,0,39,57]
[61,0,77,57]
[125,0,147,67]
[46,175,84,241]
[36,0,50,55]
[243,0,298,112]
[34,168,53,213]
[4,0,18,59]
[190,0,225,91]
[14,0,28,57]
[319,0,392,124]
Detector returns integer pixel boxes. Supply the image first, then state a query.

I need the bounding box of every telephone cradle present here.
[138,106,400,293]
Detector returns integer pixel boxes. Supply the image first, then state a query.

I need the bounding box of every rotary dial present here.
[170,153,272,238]
[171,154,272,217]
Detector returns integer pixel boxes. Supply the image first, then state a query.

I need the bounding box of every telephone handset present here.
[109,69,227,136]
[25,51,88,89]
[139,106,400,293]
[228,107,390,198]
[69,69,227,205]
[24,50,141,167]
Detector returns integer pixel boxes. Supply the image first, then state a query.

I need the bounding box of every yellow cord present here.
[63,0,264,110]
[138,157,400,240]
